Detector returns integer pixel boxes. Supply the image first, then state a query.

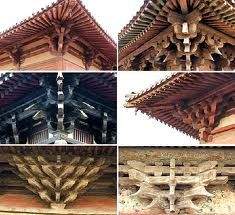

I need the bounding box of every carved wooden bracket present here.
[167,10,202,70]
[175,95,233,142]
[5,47,23,69]
[8,155,110,209]
[82,48,99,70]
[122,58,134,71]
[101,60,113,70]
[130,8,234,71]
[168,10,202,42]
[45,21,78,56]
[121,160,228,214]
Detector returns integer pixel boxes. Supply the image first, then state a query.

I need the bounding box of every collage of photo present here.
[0,0,235,214]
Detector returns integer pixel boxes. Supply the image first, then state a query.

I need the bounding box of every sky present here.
[118,72,199,146]
[0,0,143,42]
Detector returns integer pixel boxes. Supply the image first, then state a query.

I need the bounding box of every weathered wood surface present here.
[120,159,232,213]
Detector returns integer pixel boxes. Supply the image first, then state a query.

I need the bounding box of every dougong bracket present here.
[8,155,110,209]
[83,48,99,70]
[5,47,23,69]
[175,95,231,142]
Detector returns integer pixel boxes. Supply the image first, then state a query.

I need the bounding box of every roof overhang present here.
[0,0,117,65]
[126,73,235,140]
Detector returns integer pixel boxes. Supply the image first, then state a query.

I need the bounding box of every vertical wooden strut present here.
[169,159,176,212]
[102,112,108,144]
[57,72,64,130]
[11,115,19,144]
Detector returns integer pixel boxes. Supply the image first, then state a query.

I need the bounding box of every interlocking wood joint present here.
[8,154,111,209]
[175,94,234,142]
[83,48,99,70]
[120,159,228,214]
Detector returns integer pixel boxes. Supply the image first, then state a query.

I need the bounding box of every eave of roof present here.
[0,0,117,63]
[126,73,235,139]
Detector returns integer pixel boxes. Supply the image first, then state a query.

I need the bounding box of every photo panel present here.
[0,72,117,145]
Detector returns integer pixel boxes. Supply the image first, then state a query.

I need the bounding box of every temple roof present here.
[125,73,235,139]
[0,0,116,63]
[119,0,235,60]
[0,73,117,111]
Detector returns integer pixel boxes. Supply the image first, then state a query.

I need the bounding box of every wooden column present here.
[11,115,19,144]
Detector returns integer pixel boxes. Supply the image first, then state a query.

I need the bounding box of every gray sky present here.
[0,0,143,42]
[118,72,199,146]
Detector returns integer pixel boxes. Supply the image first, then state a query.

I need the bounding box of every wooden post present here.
[102,112,108,144]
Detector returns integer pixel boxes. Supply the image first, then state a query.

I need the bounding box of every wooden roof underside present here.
[0,73,117,110]
[126,73,235,139]
[119,0,235,60]
[0,0,117,63]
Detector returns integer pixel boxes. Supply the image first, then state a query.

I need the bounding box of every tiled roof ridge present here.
[0,0,116,46]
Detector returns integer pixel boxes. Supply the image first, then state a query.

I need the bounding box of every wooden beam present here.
[11,115,19,144]
[178,0,188,14]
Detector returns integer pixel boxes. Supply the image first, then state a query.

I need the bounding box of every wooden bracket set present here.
[175,93,235,142]
[8,154,110,209]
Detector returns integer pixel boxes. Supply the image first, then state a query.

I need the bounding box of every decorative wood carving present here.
[8,155,110,208]
[120,159,228,214]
